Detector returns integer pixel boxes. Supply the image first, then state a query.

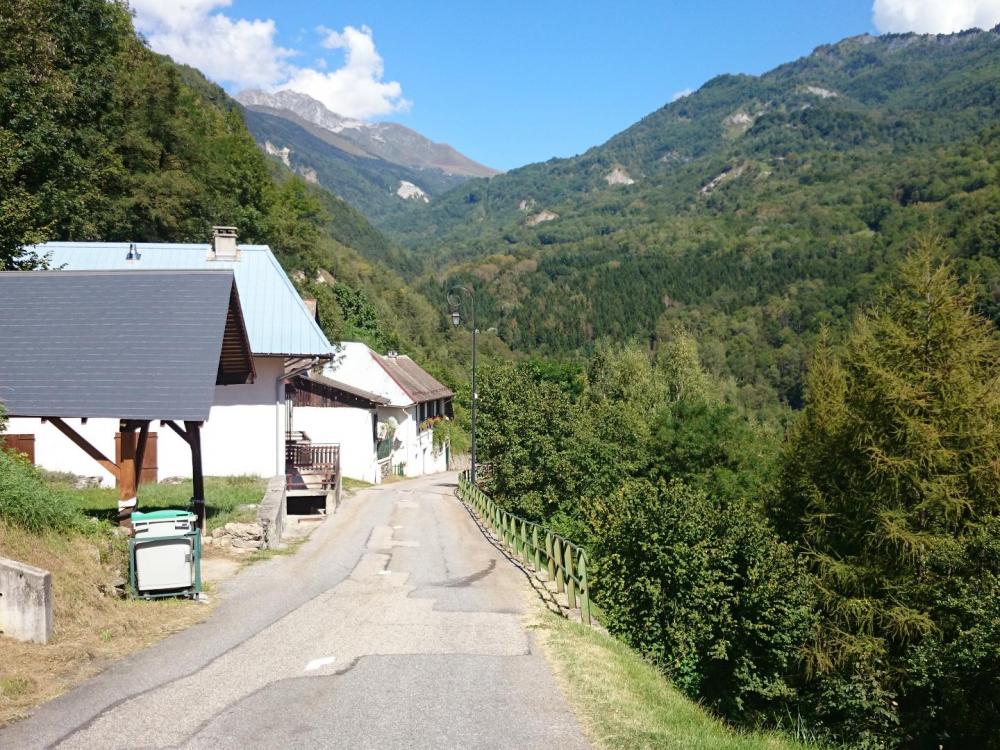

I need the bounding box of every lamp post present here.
[448,286,477,484]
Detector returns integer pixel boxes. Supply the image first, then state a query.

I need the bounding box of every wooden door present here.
[1,434,35,463]
[115,431,158,484]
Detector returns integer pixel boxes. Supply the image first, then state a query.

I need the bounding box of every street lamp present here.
[448,286,477,485]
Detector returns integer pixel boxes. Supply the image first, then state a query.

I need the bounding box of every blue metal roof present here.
[35,242,333,358]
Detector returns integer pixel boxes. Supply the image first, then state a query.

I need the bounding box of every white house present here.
[5,229,334,486]
[324,342,454,479]
[286,373,388,484]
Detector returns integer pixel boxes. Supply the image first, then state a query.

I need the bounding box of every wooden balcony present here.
[285,437,340,496]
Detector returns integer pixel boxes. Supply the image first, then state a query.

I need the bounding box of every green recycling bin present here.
[128,509,202,599]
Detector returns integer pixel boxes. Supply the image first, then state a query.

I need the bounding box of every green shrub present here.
[895,515,1000,749]
[0,448,83,533]
[588,478,814,723]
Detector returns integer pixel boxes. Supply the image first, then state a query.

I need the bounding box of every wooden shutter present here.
[115,431,158,485]
[1,434,35,463]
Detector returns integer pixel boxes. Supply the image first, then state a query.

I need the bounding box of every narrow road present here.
[0,472,588,750]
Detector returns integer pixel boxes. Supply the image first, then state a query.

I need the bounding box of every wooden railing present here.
[458,471,592,625]
[285,442,340,491]
[286,442,339,469]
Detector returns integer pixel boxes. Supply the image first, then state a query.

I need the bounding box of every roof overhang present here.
[294,373,389,407]
[0,270,254,421]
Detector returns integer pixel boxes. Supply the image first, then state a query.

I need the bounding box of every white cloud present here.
[670,88,694,102]
[129,3,407,119]
[281,26,410,119]
[130,0,293,90]
[873,0,1000,33]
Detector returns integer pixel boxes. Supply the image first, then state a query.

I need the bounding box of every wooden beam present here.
[134,421,150,487]
[161,420,191,445]
[47,418,120,481]
[118,421,137,529]
[185,421,206,532]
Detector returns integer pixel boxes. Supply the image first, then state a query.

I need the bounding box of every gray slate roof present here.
[0,270,252,420]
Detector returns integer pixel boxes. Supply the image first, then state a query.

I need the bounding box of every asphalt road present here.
[0,472,589,750]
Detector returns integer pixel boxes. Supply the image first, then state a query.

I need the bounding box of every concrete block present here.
[256,475,287,550]
[0,557,53,644]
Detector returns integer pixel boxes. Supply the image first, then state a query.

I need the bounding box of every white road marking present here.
[304,656,336,672]
[378,570,392,575]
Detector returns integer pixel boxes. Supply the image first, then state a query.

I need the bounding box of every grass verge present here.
[49,475,267,533]
[532,612,823,750]
[0,522,209,726]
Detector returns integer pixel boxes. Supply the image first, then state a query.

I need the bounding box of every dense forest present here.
[0,0,492,389]
[377,27,1000,411]
[476,241,1000,748]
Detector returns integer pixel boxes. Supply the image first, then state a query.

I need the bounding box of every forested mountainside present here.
[383,26,1000,408]
[0,0,485,386]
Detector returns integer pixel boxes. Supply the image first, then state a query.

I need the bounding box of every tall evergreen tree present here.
[774,238,1000,744]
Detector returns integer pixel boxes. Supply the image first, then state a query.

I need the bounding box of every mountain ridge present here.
[237,89,498,178]
[377,24,1000,409]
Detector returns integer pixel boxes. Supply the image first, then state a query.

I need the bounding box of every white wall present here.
[293,405,378,484]
[377,405,448,478]
[6,356,285,486]
[6,416,120,485]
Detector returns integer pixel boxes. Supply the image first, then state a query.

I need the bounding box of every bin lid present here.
[132,509,195,521]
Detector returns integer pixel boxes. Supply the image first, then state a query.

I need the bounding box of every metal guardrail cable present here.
[457,471,592,625]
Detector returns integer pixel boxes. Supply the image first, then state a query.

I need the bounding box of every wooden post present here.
[118,421,137,529]
[580,554,591,626]
[134,421,150,487]
[186,421,206,532]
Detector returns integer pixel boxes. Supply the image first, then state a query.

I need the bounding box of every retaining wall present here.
[0,558,53,644]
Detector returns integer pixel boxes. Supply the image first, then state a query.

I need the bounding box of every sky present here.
[130,0,1000,171]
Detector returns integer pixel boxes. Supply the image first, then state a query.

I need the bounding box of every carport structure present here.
[0,270,254,530]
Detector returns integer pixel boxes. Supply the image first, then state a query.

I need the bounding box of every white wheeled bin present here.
[129,510,202,599]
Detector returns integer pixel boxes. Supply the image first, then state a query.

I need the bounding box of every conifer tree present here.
[774,238,1000,742]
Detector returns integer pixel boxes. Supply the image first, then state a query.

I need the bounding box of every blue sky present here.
[131,0,1000,170]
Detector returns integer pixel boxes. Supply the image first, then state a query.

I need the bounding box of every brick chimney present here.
[210,226,239,260]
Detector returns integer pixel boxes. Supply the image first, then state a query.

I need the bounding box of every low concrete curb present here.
[0,557,53,644]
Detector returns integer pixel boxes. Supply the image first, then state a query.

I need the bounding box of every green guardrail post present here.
[545,532,555,582]
[532,526,540,572]
[566,544,577,610]
[519,520,528,563]
[554,540,565,593]
[579,553,590,625]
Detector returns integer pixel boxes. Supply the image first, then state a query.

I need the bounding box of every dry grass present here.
[532,611,825,750]
[0,522,210,726]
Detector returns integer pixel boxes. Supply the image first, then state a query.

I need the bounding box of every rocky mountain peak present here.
[236,89,498,179]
